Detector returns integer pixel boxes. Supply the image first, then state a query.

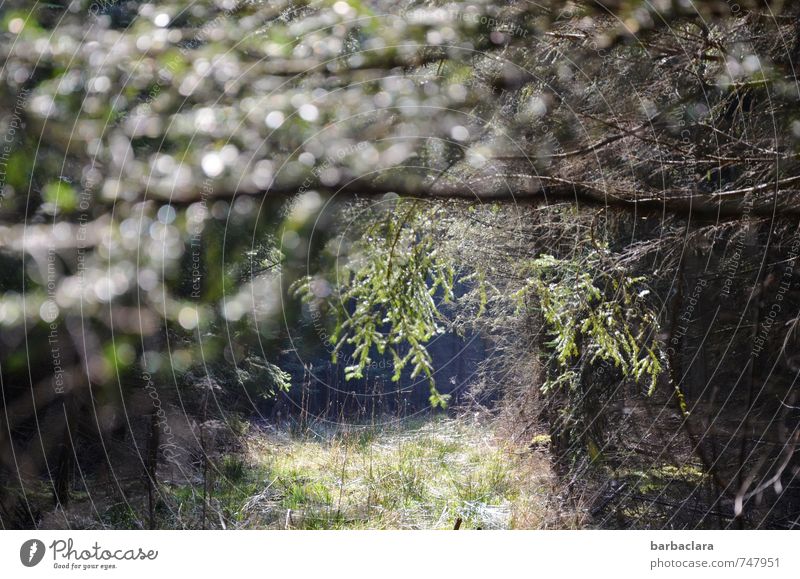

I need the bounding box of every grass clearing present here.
[224,415,576,529]
[41,415,580,529]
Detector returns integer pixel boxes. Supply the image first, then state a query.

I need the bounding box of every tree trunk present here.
[146,410,160,529]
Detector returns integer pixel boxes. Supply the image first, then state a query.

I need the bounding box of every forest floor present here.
[33,415,582,529]
[208,415,581,529]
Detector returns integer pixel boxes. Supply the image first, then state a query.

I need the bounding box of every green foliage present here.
[519,247,664,395]
[238,356,292,398]
[293,200,455,407]
[219,455,247,483]
[42,180,77,213]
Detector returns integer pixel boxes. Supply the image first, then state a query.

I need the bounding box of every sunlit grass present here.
[46,416,577,529]
[226,416,572,529]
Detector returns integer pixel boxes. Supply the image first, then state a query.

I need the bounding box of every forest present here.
[1,0,799,530]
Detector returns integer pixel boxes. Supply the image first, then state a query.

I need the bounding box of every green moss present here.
[619,463,707,493]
